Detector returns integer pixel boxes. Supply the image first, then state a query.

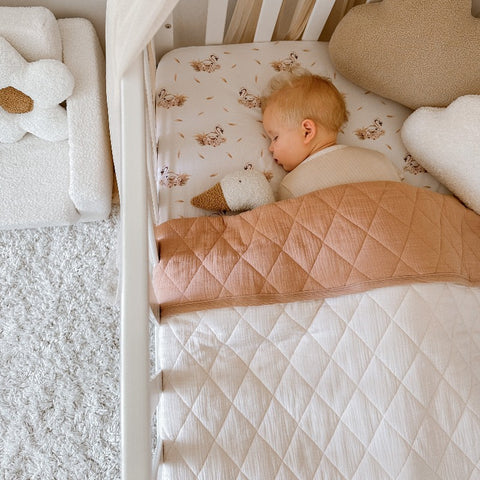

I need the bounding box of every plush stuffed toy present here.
[0,36,74,143]
[191,163,275,212]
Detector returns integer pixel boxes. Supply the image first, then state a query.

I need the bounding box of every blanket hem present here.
[160,273,479,316]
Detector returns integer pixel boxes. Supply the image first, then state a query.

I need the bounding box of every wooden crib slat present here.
[254,0,284,42]
[206,0,229,45]
[302,0,336,40]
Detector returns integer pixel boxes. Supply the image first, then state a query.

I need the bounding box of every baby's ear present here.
[301,119,316,144]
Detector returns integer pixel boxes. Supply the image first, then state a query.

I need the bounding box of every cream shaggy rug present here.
[0,205,120,479]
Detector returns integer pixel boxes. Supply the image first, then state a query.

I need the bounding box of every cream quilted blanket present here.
[158,284,480,479]
[153,181,480,315]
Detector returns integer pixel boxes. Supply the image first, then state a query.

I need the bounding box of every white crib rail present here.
[120,53,151,480]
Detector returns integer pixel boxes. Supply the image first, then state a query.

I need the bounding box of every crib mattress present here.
[154,41,446,223]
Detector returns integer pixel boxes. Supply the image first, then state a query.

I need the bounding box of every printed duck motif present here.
[158,166,190,188]
[238,88,261,109]
[195,125,226,147]
[403,154,427,175]
[190,54,220,73]
[271,52,300,72]
[156,88,187,109]
[354,118,385,140]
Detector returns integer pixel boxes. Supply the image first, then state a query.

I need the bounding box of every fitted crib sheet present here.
[154,41,447,223]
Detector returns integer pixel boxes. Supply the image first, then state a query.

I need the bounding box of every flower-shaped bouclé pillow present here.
[0,36,74,143]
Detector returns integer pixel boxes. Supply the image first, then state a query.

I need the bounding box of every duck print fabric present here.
[155,41,447,222]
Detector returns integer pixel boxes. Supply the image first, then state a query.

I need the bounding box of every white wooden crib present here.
[109,1,480,479]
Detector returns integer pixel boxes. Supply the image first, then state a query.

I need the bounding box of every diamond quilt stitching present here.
[159,284,480,479]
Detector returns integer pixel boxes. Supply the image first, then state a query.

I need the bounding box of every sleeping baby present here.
[261,70,401,200]
[191,69,401,212]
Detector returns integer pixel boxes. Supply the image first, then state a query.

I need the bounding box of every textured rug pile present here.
[0,205,120,479]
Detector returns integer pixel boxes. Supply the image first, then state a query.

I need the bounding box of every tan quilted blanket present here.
[153,181,480,315]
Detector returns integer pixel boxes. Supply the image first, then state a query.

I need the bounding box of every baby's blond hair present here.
[262,69,348,133]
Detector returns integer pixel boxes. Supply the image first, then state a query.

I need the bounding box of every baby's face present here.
[262,105,310,172]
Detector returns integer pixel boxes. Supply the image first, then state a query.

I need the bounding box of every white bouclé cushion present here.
[401,95,480,214]
[0,6,62,62]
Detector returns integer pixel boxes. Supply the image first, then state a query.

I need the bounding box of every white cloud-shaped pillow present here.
[401,95,480,214]
[0,36,74,143]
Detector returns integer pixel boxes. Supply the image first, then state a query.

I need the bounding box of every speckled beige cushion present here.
[329,0,480,109]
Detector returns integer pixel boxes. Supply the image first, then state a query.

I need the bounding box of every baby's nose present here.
[268,142,274,152]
